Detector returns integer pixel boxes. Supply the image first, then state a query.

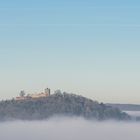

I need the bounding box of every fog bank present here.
[125,111,140,117]
[0,117,140,140]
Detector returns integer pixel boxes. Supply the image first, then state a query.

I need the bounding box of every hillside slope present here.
[0,93,130,121]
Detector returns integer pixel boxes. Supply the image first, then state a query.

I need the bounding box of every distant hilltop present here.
[16,88,51,100]
[0,91,131,121]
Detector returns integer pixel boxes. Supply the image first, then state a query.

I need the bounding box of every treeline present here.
[0,92,131,121]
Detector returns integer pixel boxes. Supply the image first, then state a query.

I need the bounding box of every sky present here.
[0,0,140,103]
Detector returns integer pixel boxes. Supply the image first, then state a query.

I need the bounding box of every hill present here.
[107,103,140,111]
[0,92,130,121]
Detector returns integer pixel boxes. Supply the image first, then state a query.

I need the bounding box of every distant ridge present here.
[0,92,130,121]
[107,104,140,111]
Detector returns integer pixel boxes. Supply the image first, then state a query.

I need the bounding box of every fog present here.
[125,111,140,117]
[0,117,140,140]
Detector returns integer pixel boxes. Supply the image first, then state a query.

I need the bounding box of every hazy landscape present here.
[0,117,140,140]
[0,92,131,121]
[0,92,140,140]
[1,0,140,139]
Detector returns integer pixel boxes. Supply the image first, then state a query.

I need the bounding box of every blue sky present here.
[0,0,140,103]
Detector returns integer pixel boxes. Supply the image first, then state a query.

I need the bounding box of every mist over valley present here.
[0,118,140,140]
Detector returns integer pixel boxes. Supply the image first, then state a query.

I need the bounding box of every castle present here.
[16,88,51,101]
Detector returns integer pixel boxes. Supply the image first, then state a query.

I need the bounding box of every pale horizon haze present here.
[0,0,140,104]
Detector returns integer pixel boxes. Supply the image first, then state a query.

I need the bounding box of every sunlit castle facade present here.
[16,88,51,100]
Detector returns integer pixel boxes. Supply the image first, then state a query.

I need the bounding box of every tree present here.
[20,90,25,97]
[54,90,62,94]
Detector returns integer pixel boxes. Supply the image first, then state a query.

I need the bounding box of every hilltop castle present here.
[16,88,51,101]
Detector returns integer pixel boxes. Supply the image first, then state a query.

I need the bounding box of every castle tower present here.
[45,88,51,96]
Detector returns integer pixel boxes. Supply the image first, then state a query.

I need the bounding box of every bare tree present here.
[20,90,25,97]
[54,90,62,94]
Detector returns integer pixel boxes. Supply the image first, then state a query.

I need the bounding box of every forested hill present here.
[0,93,130,121]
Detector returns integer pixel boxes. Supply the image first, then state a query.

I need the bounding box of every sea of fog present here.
[0,117,140,140]
[125,111,140,117]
